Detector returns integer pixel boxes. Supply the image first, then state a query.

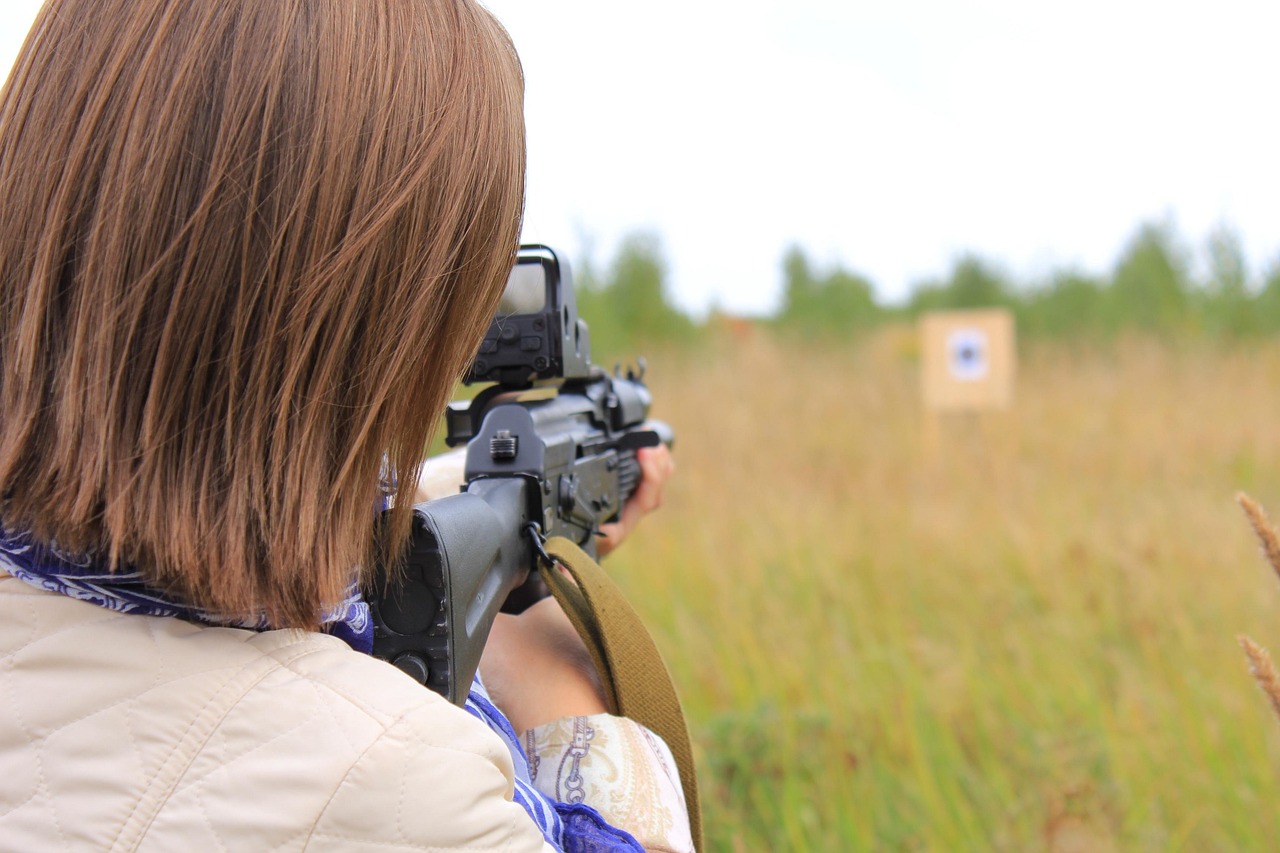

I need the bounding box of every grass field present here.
[602,329,1280,851]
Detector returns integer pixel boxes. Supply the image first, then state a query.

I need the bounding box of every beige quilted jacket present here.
[0,574,556,852]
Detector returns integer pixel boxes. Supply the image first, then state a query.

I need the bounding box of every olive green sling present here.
[539,536,703,852]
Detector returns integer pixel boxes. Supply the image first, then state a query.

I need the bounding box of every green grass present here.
[604,330,1280,850]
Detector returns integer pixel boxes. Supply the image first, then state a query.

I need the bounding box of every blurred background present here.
[6,1,1280,849]
[484,0,1280,320]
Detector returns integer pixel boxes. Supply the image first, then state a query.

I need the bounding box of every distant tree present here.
[780,245,818,318]
[575,232,695,357]
[574,250,613,348]
[905,277,949,315]
[1023,270,1109,339]
[1255,258,1280,335]
[905,254,1013,316]
[776,244,879,338]
[947,254,1014,309]
[573,249,603,294]
[1202,222,1253,338]
[1109,220,1192,332]
[822,269,878,327]
[1207,222,1248,295]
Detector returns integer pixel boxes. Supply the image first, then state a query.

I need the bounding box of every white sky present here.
[4,1,1278,315]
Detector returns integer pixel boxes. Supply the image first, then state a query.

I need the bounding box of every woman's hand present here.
[596,445,676,559]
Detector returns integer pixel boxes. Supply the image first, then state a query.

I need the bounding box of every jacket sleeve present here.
[306,699,556,852]
[524,714,694,853]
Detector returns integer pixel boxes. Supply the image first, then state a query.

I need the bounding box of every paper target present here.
[946,328,989,381]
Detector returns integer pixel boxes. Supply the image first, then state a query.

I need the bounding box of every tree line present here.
[569,220,1280,356]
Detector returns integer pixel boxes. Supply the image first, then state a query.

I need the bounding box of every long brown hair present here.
[0,0,525,627]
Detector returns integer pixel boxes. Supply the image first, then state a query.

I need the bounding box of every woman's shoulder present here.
[0,572,452,731]
[0,576,552,851]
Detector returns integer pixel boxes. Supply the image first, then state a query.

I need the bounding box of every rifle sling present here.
[540,536,703,853]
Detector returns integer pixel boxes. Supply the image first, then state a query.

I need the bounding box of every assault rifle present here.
[367,245,672,704]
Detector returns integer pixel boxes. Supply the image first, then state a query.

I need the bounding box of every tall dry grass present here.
[1237,494,1280,733]
[605,329,1280,850]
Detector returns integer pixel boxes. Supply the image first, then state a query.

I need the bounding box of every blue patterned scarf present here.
[0,524,374,652]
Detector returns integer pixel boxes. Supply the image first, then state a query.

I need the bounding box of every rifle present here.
[367,245,672,705]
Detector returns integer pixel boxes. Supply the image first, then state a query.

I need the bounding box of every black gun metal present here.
[366,245,672,705]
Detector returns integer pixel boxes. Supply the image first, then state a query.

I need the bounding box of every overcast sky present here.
[4,1,1278,314]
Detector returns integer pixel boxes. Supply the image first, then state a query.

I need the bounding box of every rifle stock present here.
[368,479,531,705]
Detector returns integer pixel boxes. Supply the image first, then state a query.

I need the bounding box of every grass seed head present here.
[1237,492,1280,582]
[1239,635,1280,725]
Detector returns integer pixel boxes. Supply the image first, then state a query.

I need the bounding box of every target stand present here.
[919,309,1015,458]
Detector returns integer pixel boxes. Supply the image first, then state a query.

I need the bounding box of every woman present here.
[0,0,690,850]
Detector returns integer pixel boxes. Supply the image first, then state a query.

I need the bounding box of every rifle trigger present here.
[525,521,553,569]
